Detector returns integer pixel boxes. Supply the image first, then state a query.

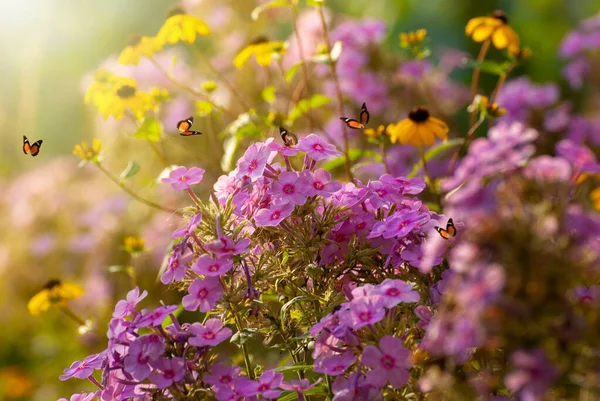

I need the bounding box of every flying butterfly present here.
[23,135,43,157]
[339,102,370,129]
[435,218,457,240]
[279,126,298,147]
[177,116,203,136]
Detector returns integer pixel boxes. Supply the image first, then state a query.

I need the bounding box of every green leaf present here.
[230,328,259,345]
[119,160,140,181]
[462,59,511,76]
[321,149,378,172]
[134,117,162,142]
[285,62,303,82]
[282,251,289,265]
[261,85,276,104]
[108,265,132,273]
[280,296,312,325]
[407,139,463,178]
[196,100,214,116]
[306,0,324,6]
[251,0,289,20]
[275,364,314,373]
[287,94,331,124]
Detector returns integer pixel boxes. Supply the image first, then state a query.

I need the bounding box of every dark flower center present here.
[380,355,395,369]
[117,85,136,98]
[283,184,295,194]
[408,107,430,123]
[204,331,216,340]
[314,181,324,190]
[198,289,208,299]
[271,211,281,220]
[164,369,175,379]
[167,6,186,17]
[43,279,62,290]
[128,34,142,47]
[491,10,508,24]
[386,288,400,297]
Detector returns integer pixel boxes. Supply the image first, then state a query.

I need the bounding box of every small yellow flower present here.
[364,125,386,138]
[234,41,287,69]
[85,74,155,120]
[466,10,520,54]
[387,107,449,147]
[400,29,427,48]
[467,95,506,118]
[73,138,103,164]
[27,280,84,316]
[201,80,218,93]
[156,8,210,45]
[118,35,163,65]
[124,236,145,255]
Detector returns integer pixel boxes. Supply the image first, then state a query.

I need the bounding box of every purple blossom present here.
[379,174,426,195]
[203,363,242,387]
[266,141,300,157]
[362,335,411,388]
[338,297,385,329]
[523,156,572,183]
[182,277,223,312]
[137,305,179,327]
[374,279,420,308]
[559,31,586,58]
[123,335,166,380]
[414,305,433,328]
[59,353,104,381]
[562,58,590,89]
[297,134,342,161]
[270,171,309,205]
[280,378,322,401]
[237,142,272,180]
[244,369,284,399]
[297,168,342,197]
[192,254,234,277]
[149,357,186,389]
[112,287,147,318]
[206,234,251,256]
[160,247,193,284]
[332,372,383,401]
[189,318,232,347]
[254,202,295,227]
[571,285,600,304]
[315,351,357,376]
[58,393,97,401]
[172,212,203,239]
[505,349,558,401]
[162,166,205,190]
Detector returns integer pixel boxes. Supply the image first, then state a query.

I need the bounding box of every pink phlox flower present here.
[362,335,411,388]
[338,297,385,329]
[266,140,300,157]
[59,352,105,381]
[172,212,203,239]
[236,141,273,180]
[374,279,420,308]
[137,305,178,327]
[182,277,223,312]
[297,134,342,161]
[254,202,295,227]
[297,168,342,198]
[162,166,205,190]
[315,351,357,376]
[160,247,193,284]
[192,254,234,277]
[189,318,233,347]
[149,357,186,389]
[270,171,309,205]
[203,363,242,388]
[113,287,148,318]
[206,234,251,256]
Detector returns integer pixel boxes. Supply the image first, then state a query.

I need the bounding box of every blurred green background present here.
[1,0,599,399]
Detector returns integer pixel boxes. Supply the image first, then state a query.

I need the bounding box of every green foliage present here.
[287,94,331,124]
[119,160,140,181]
[134,117,162,142]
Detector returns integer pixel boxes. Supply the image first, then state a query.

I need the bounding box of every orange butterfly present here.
[435,218,457,240]
[23,135,43,157]
[279,126,298,147]
[339,102,370,129]
[177,116,203,136]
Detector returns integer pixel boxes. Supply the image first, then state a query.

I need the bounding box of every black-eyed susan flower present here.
[466,10,520,54]
[364,125,386,139]
[73,138,102,164]
[27,279,84,317]
[234,40,287,69]
[156,8,210,46]
[118,35,163,65]
[386,107,449,147]
[400,29,427,48]
[85,74,155,120]
[124,236,145,255]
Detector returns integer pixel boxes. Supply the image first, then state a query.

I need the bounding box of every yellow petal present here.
[417,124,435,146]
[471,24,495,42]
[27,290,51,316]
[465,17,487,35]
[234,45,255,69]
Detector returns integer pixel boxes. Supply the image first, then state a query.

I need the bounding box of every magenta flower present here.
[160,248,193,284]
[172,212,203,239]
[237,142,272,180]
[112,286,147,318]
[362,335,411,388]
[414,305,433,328]
[182,277,223,312]
[242,369,284,399]
[297,169,342,197]
[339,297,385,329]
[149,357,186,389]
[254,202,295,227]
[192,254,234,277]
[280,378,322,401]
[271,171,309,205]
[206,235,251,256]
[189,318,233,347]
[315,351,357,376]
[374,279,420,308]
[379,174,426,195]
[123,335,165,380]
[59,353,104,381]
[162,166,205,190]
[203,363,242,387]
[267,141,300,157]
[297,134,342,161]
[505,349,558,401]
[137,305,179,327]
[58,393,97,401]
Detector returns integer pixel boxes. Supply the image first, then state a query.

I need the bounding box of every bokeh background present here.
[0,0,598,399]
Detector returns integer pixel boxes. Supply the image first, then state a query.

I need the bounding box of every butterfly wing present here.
[23,135,31,154]
[279,126,298,147]
[339,117,364,129]
[180,130,203,137]
[177,116,194,133]
[359,102,370,125]
[435,226,451,239]
[446,218,457,236]
[29,140,43,156]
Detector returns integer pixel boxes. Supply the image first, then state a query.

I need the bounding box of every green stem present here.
[232,313,254,379]
[146,138,169,168]
[447,117,484,174]
[59,305,86,326]
[469,40,491,128]
[95,163,181,215]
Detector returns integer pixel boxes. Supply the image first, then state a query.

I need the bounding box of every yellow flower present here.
[591,187,600,211]
[124,236,145,254]
[387,107,449,147]
[201,80,218,93]
[467,95,506,118]
[156,8,210,45]
[465,10,520,54]
[364,125,386,138]
[73,138,103,164]
[118,35,163,65]
[27,280,84,316]
[85,74,155,120]
[234,41,287,69]
[400,29,427,48]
